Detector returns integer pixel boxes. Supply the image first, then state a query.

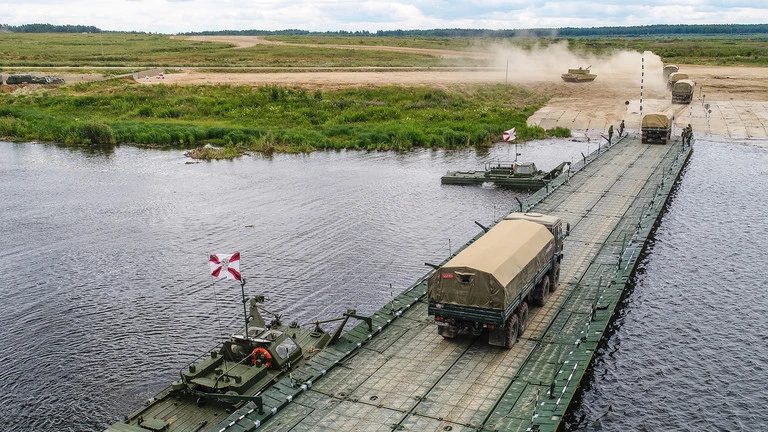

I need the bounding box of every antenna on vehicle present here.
[239,277,249,339]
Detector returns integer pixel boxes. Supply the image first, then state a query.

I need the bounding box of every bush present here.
[547,127,572,138]
[80,122,116,145]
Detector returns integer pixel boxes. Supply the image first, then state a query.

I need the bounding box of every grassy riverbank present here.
[0,79,565,158]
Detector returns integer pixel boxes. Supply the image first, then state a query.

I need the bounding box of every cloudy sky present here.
[2,0,768,34]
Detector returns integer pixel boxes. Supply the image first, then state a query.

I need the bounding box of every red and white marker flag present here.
[502,127,517,142]
[209,252,242,281]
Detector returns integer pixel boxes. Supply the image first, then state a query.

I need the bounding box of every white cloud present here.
[0,0,767,33]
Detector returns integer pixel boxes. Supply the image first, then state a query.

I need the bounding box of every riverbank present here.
[0,80,572,158]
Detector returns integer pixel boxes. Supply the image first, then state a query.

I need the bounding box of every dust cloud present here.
[479,40,667,94]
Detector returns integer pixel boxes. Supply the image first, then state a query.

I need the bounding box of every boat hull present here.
[441,172,546,189]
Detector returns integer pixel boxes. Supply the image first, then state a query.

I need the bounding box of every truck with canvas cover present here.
[427,213,565,348]
[663,64,679,80]
[667,72,688,90]
[641,112,672,144]
[672,79,695,104]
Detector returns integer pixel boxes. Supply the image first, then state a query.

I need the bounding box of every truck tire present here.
[438,326,456,339]
[504,314,519,349]
[532,275,550,307]
[550,263,561,292]
[515,301,528,336]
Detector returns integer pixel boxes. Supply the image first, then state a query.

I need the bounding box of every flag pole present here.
[240,277,250,339]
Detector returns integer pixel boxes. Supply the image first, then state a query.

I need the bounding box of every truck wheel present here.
[504,314,519,349]
[550,263,561,292]
[516,301,528,337]
[532,276,550,307]
[438,326,456,339]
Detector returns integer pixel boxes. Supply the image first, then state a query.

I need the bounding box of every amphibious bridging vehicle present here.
[441,161,569,190]
[106,285,370,432]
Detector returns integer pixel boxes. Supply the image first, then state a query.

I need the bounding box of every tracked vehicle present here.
[561,66,596,82]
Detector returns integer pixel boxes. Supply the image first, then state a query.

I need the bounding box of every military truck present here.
[427,213,566,348]
[663,64,679,81]
[641,112,672,144]
[667,72,688,90]
[672,79,695,104]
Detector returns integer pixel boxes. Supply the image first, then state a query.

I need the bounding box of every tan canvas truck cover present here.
[642,113,671,128]
[428,219,554,310]
[668,72,688,83]
[672,79,695,93]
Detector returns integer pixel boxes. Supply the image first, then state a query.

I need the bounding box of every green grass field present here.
[2,33,765,68]
[0,33,455,68]
[0,79,556,157]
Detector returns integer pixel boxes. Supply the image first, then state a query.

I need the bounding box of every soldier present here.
[608,125,614,144]
[618,120,625,137]
[686,124,693,145]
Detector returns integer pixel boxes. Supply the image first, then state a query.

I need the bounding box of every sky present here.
[2,0,768,34]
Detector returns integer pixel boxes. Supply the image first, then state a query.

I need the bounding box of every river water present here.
[0,137,765,431]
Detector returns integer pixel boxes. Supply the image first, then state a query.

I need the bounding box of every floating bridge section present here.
[216,134,692,432]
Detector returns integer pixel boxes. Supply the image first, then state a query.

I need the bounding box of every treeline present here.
[4,22,768,37]
[183,24,768,38]
[0,23,102,33]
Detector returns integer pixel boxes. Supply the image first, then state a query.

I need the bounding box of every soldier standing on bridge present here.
[618,120,625,137]
[608,125,614,144]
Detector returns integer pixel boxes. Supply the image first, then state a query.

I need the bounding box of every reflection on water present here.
[1,137,765,431]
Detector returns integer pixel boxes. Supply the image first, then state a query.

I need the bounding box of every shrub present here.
[80,122,116,145]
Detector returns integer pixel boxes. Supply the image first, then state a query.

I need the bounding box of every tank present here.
[561,65,597,82]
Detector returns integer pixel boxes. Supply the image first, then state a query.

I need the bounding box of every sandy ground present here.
[150,37,768,139]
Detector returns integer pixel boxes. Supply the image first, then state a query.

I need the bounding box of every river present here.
[0,137,765,431]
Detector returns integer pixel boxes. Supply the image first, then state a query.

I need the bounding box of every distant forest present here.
[0,23,101,33]
[3,23,768,37]
[185,24,768,37]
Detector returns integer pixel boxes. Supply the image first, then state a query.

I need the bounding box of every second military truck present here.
[427,212,566,348]
[672,79,695,104]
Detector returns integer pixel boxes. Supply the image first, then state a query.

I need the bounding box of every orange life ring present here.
[251,347,273,368]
